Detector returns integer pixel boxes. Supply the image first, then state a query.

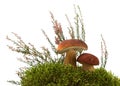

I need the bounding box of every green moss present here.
[21,63,120,86]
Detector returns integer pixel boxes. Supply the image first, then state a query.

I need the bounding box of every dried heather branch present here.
[7,80,20,85]
[73,5,85,41]
[50,12,65,42]
[101,41,104,67]
[74,5,80,39]
[77,5,85,41]
[41,29,57,53]
[6,33,30,55]
[41,46,55,62]
[65,14,75,39]
[28,43,55,64]
[55,36,60,45]
[100,34,108,68]
[7,32,56,66]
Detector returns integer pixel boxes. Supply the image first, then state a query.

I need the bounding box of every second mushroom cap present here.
[77,53,99,65]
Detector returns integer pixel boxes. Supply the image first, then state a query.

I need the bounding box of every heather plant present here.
[100,34,108,68]
[7,5,119,85]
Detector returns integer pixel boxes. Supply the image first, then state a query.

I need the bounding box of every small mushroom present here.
[57,39,88,67]
[77,53,99,71]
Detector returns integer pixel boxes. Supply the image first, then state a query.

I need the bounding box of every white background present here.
[0,0,120,85]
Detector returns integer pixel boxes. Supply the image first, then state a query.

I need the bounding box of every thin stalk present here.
[77,5,85,41]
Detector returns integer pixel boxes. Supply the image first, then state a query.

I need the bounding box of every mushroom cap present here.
[77,53,99,65]
[57,39,88,54]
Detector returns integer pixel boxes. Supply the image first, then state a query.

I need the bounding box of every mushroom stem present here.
[63,49,76,67]
[82,63,94,71]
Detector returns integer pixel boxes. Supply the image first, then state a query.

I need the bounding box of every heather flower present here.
[53,21,63,35]
[55,36,60,45]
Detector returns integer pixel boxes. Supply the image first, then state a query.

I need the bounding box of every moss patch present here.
[21,63,120,86]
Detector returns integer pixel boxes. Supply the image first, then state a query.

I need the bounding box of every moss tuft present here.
[21,63,120,86]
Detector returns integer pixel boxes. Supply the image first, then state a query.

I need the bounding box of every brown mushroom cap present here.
[77,53,99,65]
[57,39,88,54]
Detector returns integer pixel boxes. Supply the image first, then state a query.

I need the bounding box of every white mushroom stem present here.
[63,49,76,67]
[82,63,94,71]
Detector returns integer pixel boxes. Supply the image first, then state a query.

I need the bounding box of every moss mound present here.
[21,63,120,86]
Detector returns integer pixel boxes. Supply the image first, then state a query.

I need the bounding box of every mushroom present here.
[57,39,88,67]
[77,53,99,71]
